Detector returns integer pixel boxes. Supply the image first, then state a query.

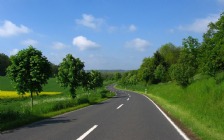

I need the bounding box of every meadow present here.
[0,76,114,131]
[119,75,224,140]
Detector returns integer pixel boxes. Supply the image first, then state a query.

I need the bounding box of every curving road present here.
[1,85,189,140]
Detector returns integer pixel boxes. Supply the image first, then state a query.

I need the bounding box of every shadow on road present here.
[27,117,76,128]
[2,116,76,134]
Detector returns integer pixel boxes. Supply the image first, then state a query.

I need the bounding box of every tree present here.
[169,64,194,87]
[50,62,58,77]
[7,46,51,108]
[114,72,122,81]
[154,64,166,82]
[180,36,200,71]
[57,54,84,99]
[89,70,103,91]
[82,70,103,93]
[199,13,224,76]
[159,43,181,66]
[169,36,200,87]
[0,53,11,76]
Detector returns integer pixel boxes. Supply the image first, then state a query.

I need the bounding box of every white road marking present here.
[127,98,129,101]
[142,94,190,140]
[117,104,124,109]
[76,125,98,140]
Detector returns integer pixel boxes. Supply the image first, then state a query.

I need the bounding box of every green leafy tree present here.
[169,64,194,87]
[50,62,58,77]
[180,36,200,71]
[57,54,84,99]
[169,36,200,87]
[120,72,129,87]
[89,70,103,91]
[159,43,181,66]
[0,53,11,76]
[114,72,122,81]
[82,70,103,93]
[154,64,166,82]
[138,57,155,84]
[199,13,224,76]
[7,46,51,108]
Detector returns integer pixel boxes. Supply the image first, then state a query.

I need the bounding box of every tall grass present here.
[0,85,114,131]
[119,76,224,140]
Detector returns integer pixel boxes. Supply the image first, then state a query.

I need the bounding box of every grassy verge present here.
[0,87,115,132]
[118,76,224,140]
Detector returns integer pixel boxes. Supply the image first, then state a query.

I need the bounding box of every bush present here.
[88,93,101,104]
[215,71,224,84]
[76,94,89,105]
[169,64,194,87]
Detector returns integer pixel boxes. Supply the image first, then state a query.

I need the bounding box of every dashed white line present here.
[127,98,129,101]
[76,125,98,140]
[117,104,124,109]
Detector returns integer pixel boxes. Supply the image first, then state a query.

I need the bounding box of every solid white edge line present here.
[77,125,98,140]
[142,94,190,140]
[117,104,124,109]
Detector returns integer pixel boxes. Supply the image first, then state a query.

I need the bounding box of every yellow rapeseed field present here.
[0,91,61,99]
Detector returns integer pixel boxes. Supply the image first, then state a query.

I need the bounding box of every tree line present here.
[5,47,103,108]
[120,12,224,87]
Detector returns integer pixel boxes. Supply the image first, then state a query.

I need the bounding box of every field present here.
[119,75,224,140]
[0,76,114,131]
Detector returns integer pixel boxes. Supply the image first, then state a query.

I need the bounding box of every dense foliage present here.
[0,53,11,76]
[7,46,51,107]
[120,13,224,87]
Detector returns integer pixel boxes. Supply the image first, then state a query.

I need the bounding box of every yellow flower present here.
[0,91,61,99]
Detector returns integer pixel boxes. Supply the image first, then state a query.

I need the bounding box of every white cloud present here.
[129,24,137,32]
[178,14,219,33]
[72,36,100,51]
[125,38,150,52]
[10,48,19,56]
[21,39,38,46]
[0,20,30,37]
[52,42,67,50]
[76,14,104,30]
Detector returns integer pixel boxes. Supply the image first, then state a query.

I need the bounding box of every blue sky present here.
[0,0,223,70]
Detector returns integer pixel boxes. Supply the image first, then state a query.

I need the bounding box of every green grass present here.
[0,76,66,92]
[118,76,224,140]
[0,76,14,91]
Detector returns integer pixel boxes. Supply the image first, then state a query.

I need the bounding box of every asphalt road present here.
[0,85,188,140]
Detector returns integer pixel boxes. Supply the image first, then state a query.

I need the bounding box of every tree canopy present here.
[0,53,11,76]
[7,46,51,107]
[57,54,85,99]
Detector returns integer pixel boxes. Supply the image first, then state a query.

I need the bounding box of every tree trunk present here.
[31,91,33,109]
[70,87,76,99]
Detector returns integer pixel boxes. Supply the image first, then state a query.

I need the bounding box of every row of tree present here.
[120,12,224,87]
[6,47,103,107]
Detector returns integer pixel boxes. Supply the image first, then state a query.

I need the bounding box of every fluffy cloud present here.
[129,24,137,32]
[9,48,19,56]
[76,14,104,30]
[178,14,219,33]
[125,38,150,52]
[73,36,100,51]
[0,20,30,37]
[21,39,38,46]
[52,42,67,50]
